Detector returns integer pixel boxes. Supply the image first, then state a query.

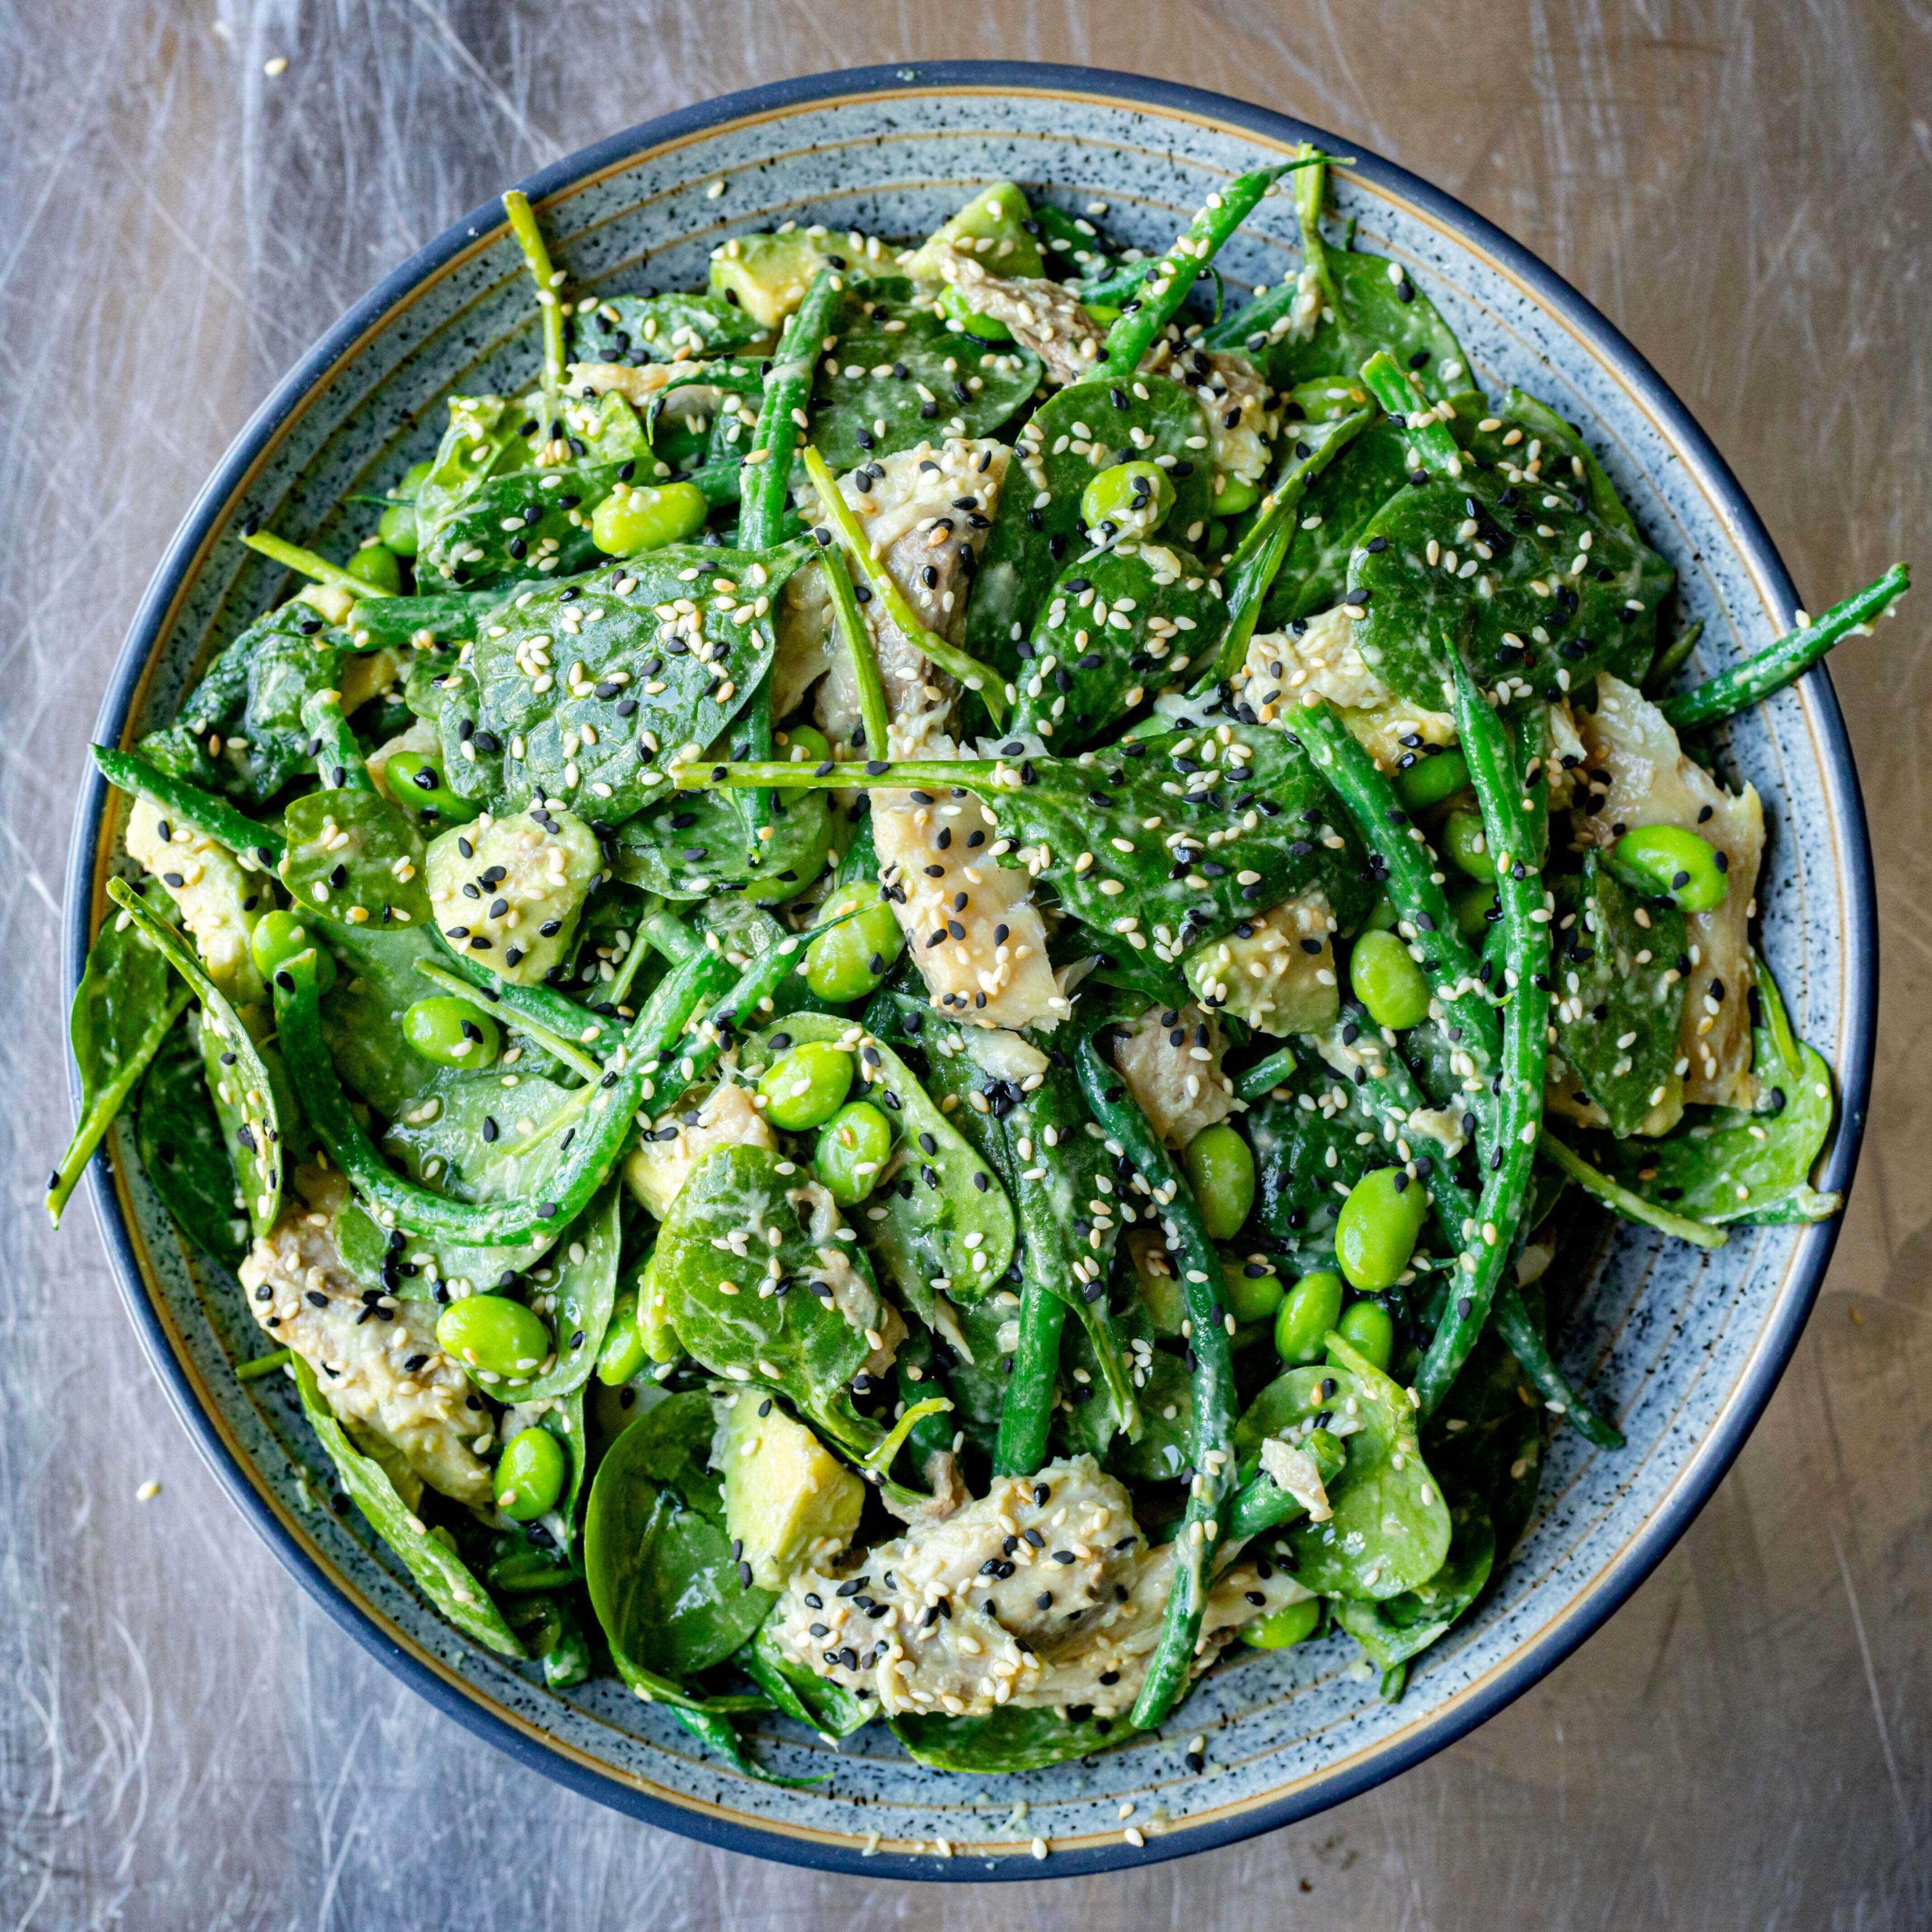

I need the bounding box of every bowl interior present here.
[76,68,1869,1878]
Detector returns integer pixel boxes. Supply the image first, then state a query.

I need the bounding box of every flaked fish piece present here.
[1111,1001,1234,1148]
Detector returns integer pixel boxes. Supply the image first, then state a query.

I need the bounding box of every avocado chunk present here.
[906,181,1044,283]
[708,226,893,330]
[717,1390,864,1590]
[426,803,601,985]
[1183,891,1340,1037]
[126,793,267,1010]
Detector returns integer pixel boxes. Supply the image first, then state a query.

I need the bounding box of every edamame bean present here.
[1442,807,1495,880]
[1210,473,1260,517]
[436,1294,552,1383]
[1183,1122,1256,1240]
[384,749,467,817]
[347,543,402,594]
[1451,880,1499,939]
[758,1041,854,1131]
[937,284,1012,341]
[249,909,336,994]
[1611,824,1729,912]
[1332,1297,1395,1373]
[1334,1167,1428,1292]
[1274,1269,1345,1365]
[595,1290,647,1386]
[1221,1256,1284,1325]
[814,1101,893,1206]
[403,996,501,1068]
[1348,929,1432,1031]
[377,498,419,554]
[1242,1596,1321,1648]
[1080,460,1174,539]
[590,479,708,557]
[778,723,832,766]
[1393,746,1469,811]
[1362,892,1399,932]
[496,1426,567,1519]
[802,884,904,1003]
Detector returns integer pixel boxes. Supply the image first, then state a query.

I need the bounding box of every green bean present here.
[1413,663,1552,1417]
[818,540,891,757]
[423,951,622,1059]
[992,1285,1068,1479]
[1095,162,1305,382]
[412,960,604,1080]
[1660,565,1908,730]
[92,745,286,869]
[1235,1042,1300,1103]
[1539,1130,1728,1249]
[802,446,1009,722]
[234,1348,293,1382]
[1075,1024,1235,1730]
[1357,349,1464,477]
[243,529,393,599]
[502,190,566,422]
[299,689,373,792]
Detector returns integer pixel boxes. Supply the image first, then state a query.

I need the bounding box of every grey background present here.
[3,3,1926,1925]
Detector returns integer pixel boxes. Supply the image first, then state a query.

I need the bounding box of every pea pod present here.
[92,745,285,870]
[136,1016,248,1265]
[302,696,376,798]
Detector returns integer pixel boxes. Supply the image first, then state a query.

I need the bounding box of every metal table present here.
[3,5,1923,1923]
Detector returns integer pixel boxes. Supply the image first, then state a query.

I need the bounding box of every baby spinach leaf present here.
[617,1388,726,1519]
[740,1014,1015,1319]
[136,1015,247,1265]
[279,789,433,930]
[647,1142,878,1438]
[413,395,537,555]
[1330,1494,1494,1671]
[507,1182,621,1400]
[1015,541,1226,750]
[611,779,833,905]
[809,289,1041,472]
[1549,854,1686,1137]
[315,925,444,1115]
[568,290,771,365]
[1606,960,1840,1225]
[583,1410,773,1679]
[454,538,813,822]
[965,375,1216,668]
[891,1704,1134,1772]
[106,879,282,1238]
[291,1355,526,1657]
[1069,1343,1189,1478]
[420,459,632,589]
[1284,1332,1452,1601]
[1248,1040,1384,1261]
[742,1622,874,1740]
[48,883,191,1226]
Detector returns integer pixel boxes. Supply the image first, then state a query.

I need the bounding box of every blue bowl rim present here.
[64,58,1876,1881]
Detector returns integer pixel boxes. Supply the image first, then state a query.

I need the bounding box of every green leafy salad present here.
[55,153,1905,1779]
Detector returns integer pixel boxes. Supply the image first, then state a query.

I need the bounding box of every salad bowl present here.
[65,61,1874,1877]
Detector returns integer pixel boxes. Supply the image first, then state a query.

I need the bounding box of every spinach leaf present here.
[742,1622,874,1740]
[1548,854,1686,1137]
[1607,960,1841,1224]
[809,288,1041,472]
[508,1183,621,1400]
[646,1142,878,1441]
[413,395,537,555]
[106,879,283,1238]
[136,1015,247,1265]
[583,1410,773,1679]
[448,538,813,821]
[610,779,833,905]
[1283,1333,1452,1600]
[48,883,191,1225]
[568,290,770,365]
[420,459,632,589]
[291,1356,526,1657]
[279,789,433,931]
[1065,1341,1189,1478]
[1014,541,1226,750]
[740,1014,1015,1320]
[964,376,1216,667]
[615,1389,725,1519]
[891,1704,1133,1772]
[1330,1494,1494,1671]
[315,924,443,1115]
[1248,1049,1384,1260]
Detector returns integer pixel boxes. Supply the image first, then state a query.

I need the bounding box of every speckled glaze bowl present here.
[67,62,1875,1878]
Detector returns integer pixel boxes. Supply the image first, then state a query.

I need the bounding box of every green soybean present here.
[590,480,708,557]
[377,499,419,554]
[596,1290,648,1386]
[384,749,468,817]
[1451,880,1499,939]
[347,543,403,594]
[1210,473,1260,518]
[802,884,904,1003]
[758,1041,854,1131]
[1348,929,1432,1031]
[436,1294,552,1383]
[1242,1596,1321,1649]
[250,910,336,994]
[403,996,501,1068]
[1332,1298,1395,1372]
[1221,1257,1284,1325]
[1274,1269,1345,1365]
[1334,1167,1428,1292]
[1183,1122,1256,1240]
[1442,808,1495,879]
[1080,460,1174,540]
[1393,746,1469,811]
[814,1101,893,1206]
[1611,824,1729,912]
[496,1426,567,1520]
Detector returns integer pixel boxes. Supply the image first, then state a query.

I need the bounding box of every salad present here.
[55,151,1905,1782]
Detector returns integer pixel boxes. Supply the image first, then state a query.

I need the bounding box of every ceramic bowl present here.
[66,61,1875,1879]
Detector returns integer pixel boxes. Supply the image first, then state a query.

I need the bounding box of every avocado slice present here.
[906,181,1044,283]
[708,227,892,330]
[718,1390,864,1590]
[1183,892,1341,1037]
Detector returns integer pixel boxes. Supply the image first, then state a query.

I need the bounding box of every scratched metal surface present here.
[2,3,1925,1925]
